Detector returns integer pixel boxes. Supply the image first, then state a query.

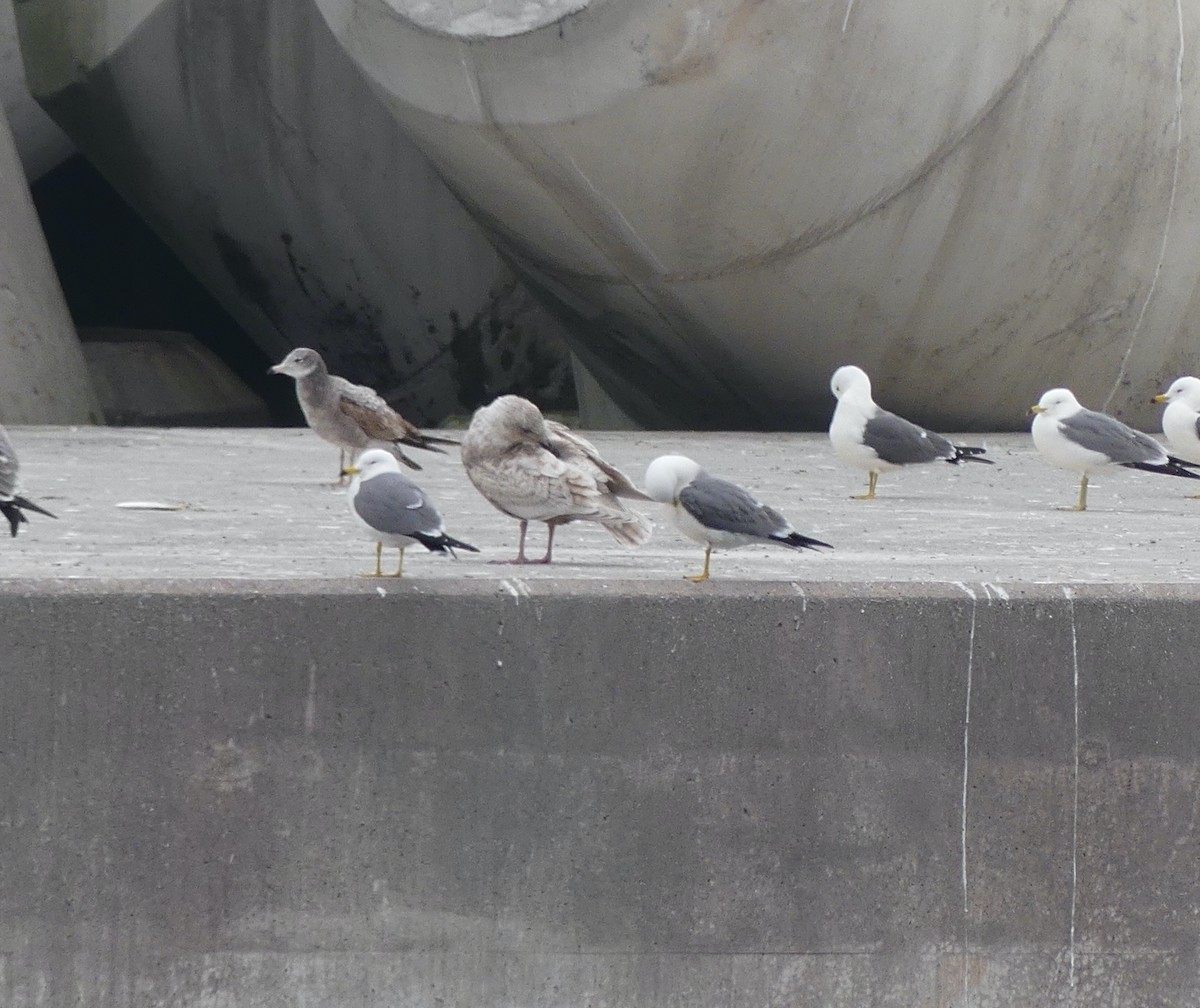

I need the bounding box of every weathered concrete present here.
[3,430,1200,1006]
[315,0,1200,432]
[0,106,100,423]
[13,0,574,424]
[0,0,73,177]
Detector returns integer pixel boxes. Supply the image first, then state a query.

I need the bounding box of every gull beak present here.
[1028,405,1046,416]
[268,364,283,374]
[341,466,361,478]
[1151,393,1169,404]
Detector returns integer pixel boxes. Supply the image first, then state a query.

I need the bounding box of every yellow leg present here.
[1060,474,1088,512]
[685,545,712,583]
[388,548,406,578]
[362,541,384,577]
[851,471,878,501]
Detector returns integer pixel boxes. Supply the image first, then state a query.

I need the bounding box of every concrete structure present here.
[13,0,575,425]
[0,106,100,424]
[2,428,1200,1005]
[0,0,73,177]
[315,0,1200,431]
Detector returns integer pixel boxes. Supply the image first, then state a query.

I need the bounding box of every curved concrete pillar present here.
[314,0,1200,430]
[0,106,100,423]
[13,0,575,425]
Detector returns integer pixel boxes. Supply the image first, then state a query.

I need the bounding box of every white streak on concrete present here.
[841,0,856,34]
[305,663,317,734]
[562,150,666,273]
[955,582,978,1001]
[1102,0,1185,411]
[1062,586,1081,988]
[498,578,532,603]
[982,582,1009,602]
[790,582,808,612]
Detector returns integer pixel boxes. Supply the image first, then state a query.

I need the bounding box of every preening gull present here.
[342,449,478,577]
[271,347,458,478]
[460,395,652,564]
[1152,377,1200,479]
[829,365,992,499]
[0,426,56,537]
[1030,387,1200,511]
[644,454,831,583]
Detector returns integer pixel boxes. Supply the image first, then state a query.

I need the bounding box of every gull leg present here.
[490,520,534,565]
[1060,474,1088,512]
[685,545,713,583]
[362,541,384,577]
[851,471,878,501]
[335,448,350,487]
[533,524,556,565]
[388,548,405,578]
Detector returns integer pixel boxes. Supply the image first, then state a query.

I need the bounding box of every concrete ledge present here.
[2,579,1199,1006]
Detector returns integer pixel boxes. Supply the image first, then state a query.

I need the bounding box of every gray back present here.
[863,410,953,464]
[679,472,786,538]
[1061,409,1163,464]
[354,472,442,536]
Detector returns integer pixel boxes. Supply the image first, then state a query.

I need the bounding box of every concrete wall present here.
[315,0,1200,431]
[2,580,1198,1006]
[0,106,100,423]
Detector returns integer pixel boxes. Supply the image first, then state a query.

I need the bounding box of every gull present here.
[271,347,458,479]
[342,450,478,577]
[644,454,831,583]
[460,395,652,564]
[0,426,56,537]
[1152,378,1200,490]
[1030,387,1200,510]
[829,365,992,499]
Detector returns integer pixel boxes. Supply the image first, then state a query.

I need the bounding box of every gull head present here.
[270,347,324,378]
[830,365,872,401]
[341,449,402,482]
[470,394,551,450]
[1029,388,1082,419]
[644,455,703,504]
[1152,375,1200,408]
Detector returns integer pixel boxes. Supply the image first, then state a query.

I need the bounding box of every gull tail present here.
[1123,458,1200,479]
[1,495,57,538]
[599,507,654,548]
[771,531,833,552]
[412,531,481,557]
[396,432,460,455]
[949,445,994,465]
[389,445,424,471]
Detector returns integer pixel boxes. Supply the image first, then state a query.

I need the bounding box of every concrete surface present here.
[316,0,1200,431]
[0,106,100,424]
[13,0,573,424]
[0,0,73,178]
[4,429,1200,1006]
[3,427,1200,584]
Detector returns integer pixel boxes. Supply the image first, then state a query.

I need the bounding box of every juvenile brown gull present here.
[271,347,458,478]
[461,395,652,564]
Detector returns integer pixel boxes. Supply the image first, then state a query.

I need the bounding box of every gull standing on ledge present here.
[461,395,652,564]
[0,426,56,537]
[1152,379,1200,494]
[271,347,458,479]
[644,454,832,583]
[1030,387,1200,511]
[342,450,478,577]
[829,365,992,500]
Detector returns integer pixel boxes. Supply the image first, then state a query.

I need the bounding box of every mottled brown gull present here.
[460,395,652,564]
[271,347,458,479]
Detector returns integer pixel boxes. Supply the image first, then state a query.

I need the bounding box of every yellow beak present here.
[1028,405,1046,416]
[341,466,361,477]
[1151,394,1169,404]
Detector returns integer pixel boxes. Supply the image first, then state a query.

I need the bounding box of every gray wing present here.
[679,472,788,538]
[1060,409,1165,464]
[353,472,444,536]
[862,409,954,464]
[0,426,18,498]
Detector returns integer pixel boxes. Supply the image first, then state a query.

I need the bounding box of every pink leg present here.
[490,520,537,565]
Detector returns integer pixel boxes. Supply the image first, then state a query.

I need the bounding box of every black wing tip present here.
[412,531,481,556]
[2,497,56,536]
[1122,460,1200,479]
[951,445,994,464]
[775,532,834,552]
